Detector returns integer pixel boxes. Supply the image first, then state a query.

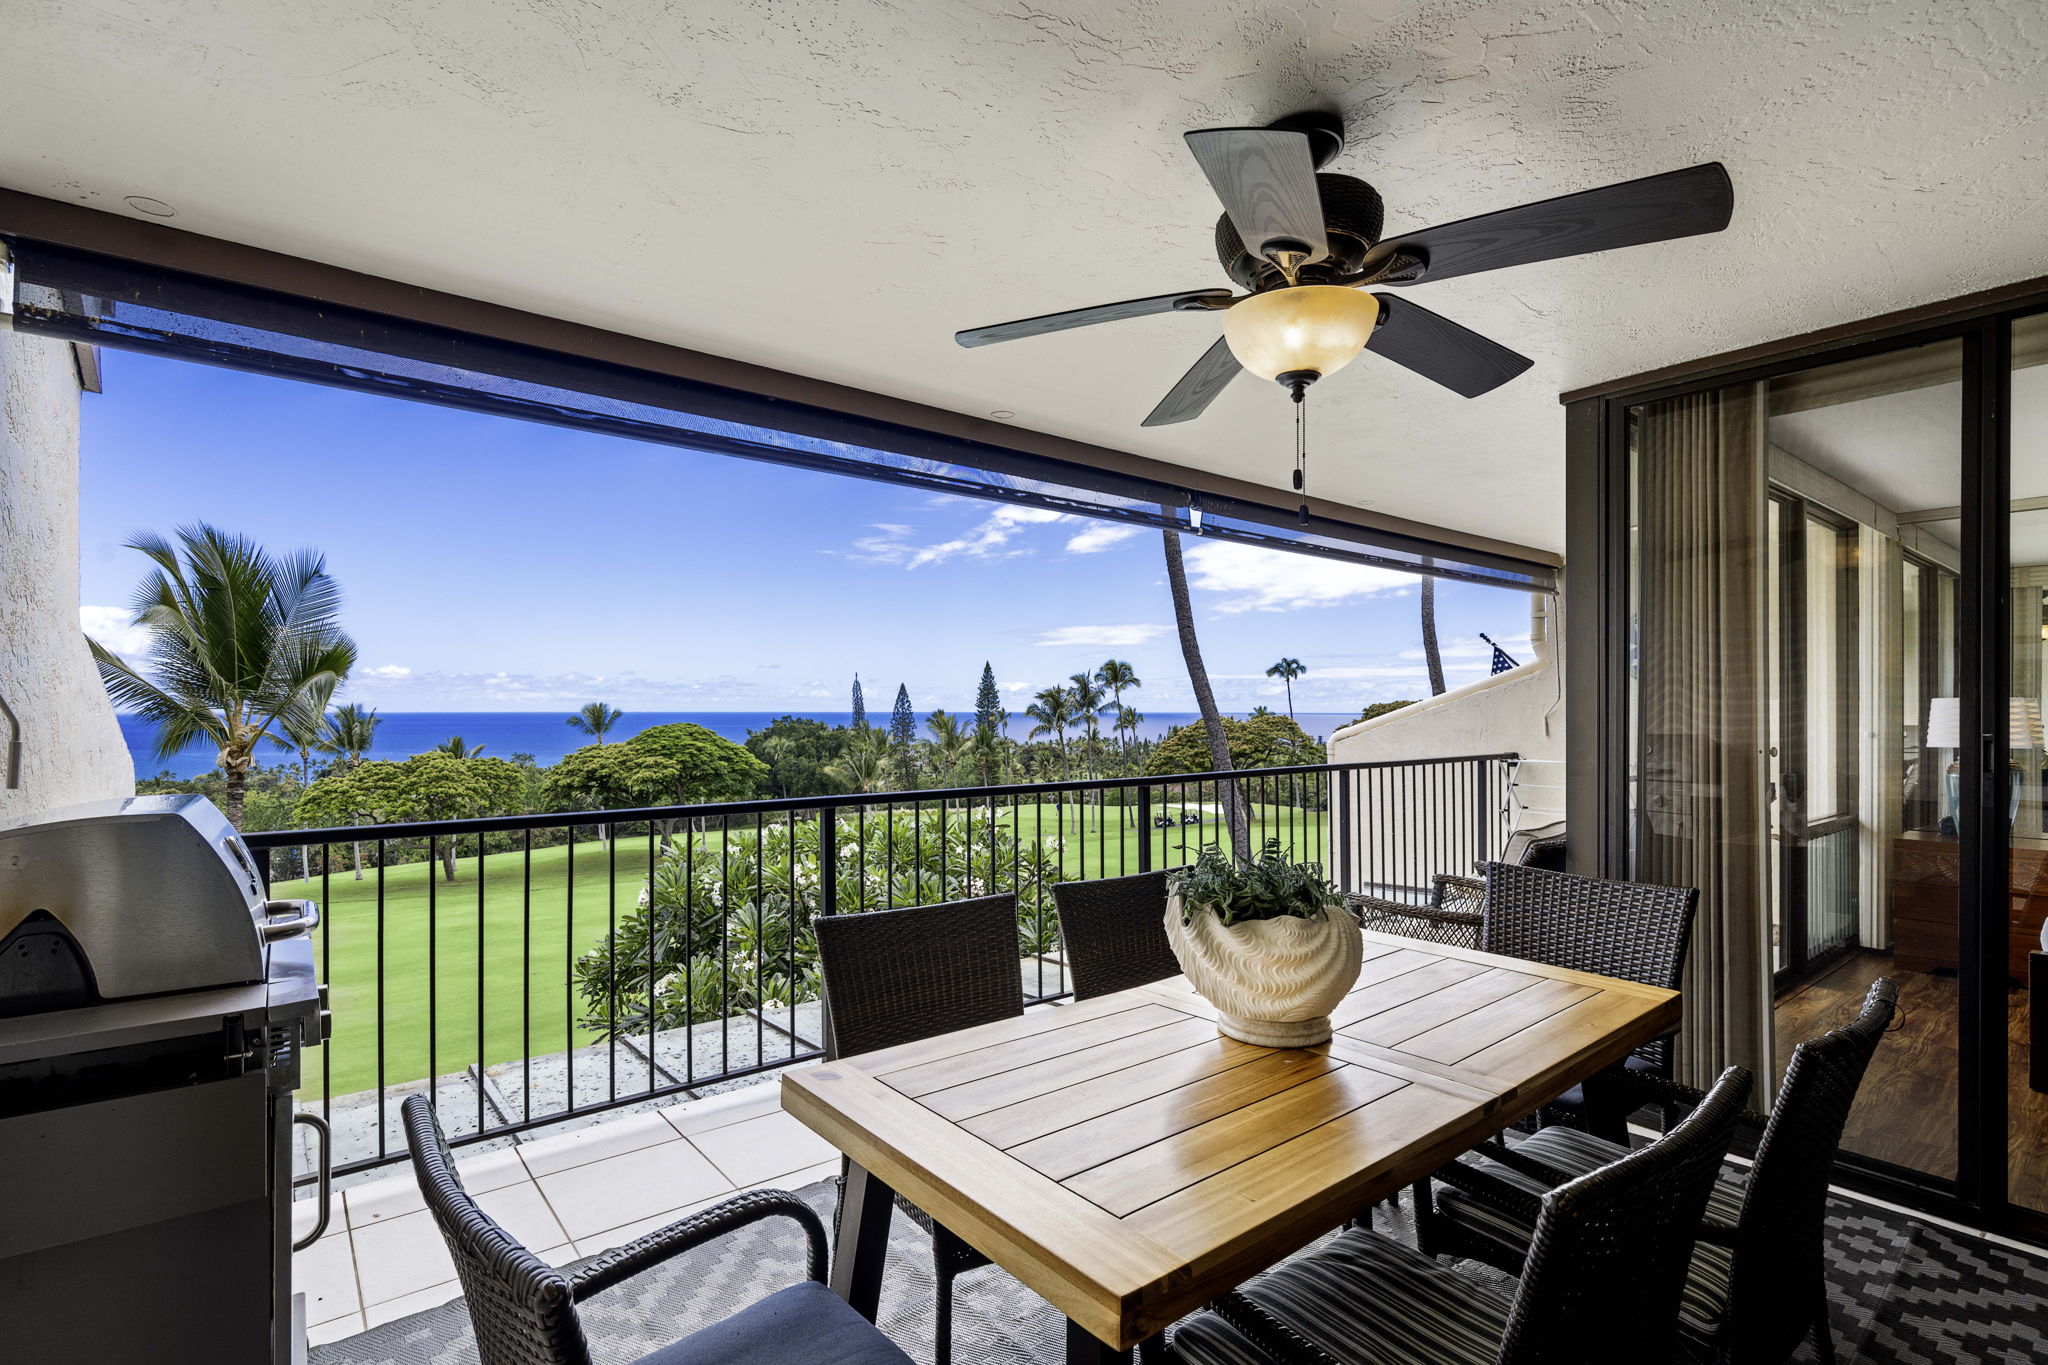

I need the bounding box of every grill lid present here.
[0,795,269,1009]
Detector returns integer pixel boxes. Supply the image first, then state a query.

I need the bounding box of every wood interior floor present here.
[1774,948,2048,1212]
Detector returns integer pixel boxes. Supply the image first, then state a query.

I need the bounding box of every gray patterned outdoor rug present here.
[314,1176,2048,1365]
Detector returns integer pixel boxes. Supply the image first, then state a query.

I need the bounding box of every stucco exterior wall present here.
[0,319,132,821]
[1330,594,1566,836]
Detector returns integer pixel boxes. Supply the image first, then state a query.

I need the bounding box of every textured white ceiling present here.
[7,0,2047,554]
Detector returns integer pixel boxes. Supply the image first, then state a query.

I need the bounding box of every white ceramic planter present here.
[1163,894,1363,1047]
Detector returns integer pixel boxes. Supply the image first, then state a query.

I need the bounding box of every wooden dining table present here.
[781,929,1681,1362]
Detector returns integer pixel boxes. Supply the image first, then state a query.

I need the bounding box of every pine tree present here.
[974,662,1006,737]
[889,683,918,789]
[851,673,867,730]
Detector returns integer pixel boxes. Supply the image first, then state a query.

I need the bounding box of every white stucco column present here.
[0,317,133,820]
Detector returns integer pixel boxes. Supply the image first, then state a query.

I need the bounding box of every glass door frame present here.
[1769,492,1863,993]
[1566,292,2047,1239]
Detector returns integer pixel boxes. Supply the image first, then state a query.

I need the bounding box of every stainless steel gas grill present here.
[0,795,328,1365]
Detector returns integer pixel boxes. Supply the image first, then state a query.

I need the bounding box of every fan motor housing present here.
[1215,173,1384,292]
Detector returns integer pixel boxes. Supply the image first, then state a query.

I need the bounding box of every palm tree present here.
[1024,687,1074,777]
[1420,574,1447,696]
[89,524,357,829]
[1025,685,1076,832]
[566,701,624,744]
[1095,659,1141,769]
[1265,657,1307,719]
[316,703,381,879]
[436,736,486,758]
[967,722,1007,787]
[318,703,381,765]
[277,684,338,880]
[824,728,892,793]
[1068,672,1108,776]
[924,709,969,784]
[1159,513,1250,859]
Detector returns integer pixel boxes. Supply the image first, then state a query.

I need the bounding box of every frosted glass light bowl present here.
[1164,895,1363,1047]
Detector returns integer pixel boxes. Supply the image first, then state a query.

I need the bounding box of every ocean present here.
[119,710,1360,780]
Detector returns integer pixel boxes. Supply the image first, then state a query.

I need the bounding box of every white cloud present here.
[79,605,151,656]
[836,506,1072,568]
[1184,541,1413,614]
[358,664,414,681]
[1001,680,1032,693]
[1033,624,1168,648]
[1064,523,1143,555]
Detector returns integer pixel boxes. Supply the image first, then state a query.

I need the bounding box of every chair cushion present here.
[1172,1227,1509,1365]
[1432,1125,1743,1339]
[639,1279,912,1365]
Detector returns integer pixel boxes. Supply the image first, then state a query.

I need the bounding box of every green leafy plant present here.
[1171,838,1343,927]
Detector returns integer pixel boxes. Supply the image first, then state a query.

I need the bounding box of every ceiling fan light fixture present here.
[1222,285,1380,385]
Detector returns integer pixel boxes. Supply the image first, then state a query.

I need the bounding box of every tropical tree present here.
[888,684,918,789]
[89,523,357,829]
[317,703,381,765]
[276,684,339,880]
[1068,672,1108,780]
[1265,657,1307,719]
[924,709,969,785]
[1159,514,1251,858]
[1420,575,1447,696]
[850,674,868,731]
[1095,659,1141,766]
[1145,713,1323,776]
[967,721,1008,787]
[544,723,767,848]
[315,701,381,878]
[566,702,624,745]
[435,735,487,758]
[745,715,848,798]
[1024,686,1074,778]
[825,727,892,793]
[297,752,526,881]
[575,807,1066,1035]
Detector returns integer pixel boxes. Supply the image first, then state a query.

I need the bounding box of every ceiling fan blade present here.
[956,289,1233,347]
[1359,162,1733,285]
[1365,295,1533,398]
[1185,128,1329,266]
[1142,336,1242,426]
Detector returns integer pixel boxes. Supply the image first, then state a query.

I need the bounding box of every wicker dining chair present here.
[1349,821,1566,949]
[1051,870,1182,1000]
[1419,977,1898,1365]
[813,892,1024,1365]
[1478,860,1698,1138]
[400,1095,909,1365]
[1169,1066,1754,1365]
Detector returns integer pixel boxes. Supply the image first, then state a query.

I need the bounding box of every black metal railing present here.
[246,754,1516,1180]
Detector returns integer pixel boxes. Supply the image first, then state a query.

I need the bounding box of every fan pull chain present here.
[1293,389,1309,526]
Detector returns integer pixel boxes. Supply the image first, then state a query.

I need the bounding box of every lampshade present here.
[1925,696,2044,749]
[1221,286,1381,383]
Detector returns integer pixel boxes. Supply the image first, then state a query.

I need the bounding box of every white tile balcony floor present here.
[293,1076,840,1346]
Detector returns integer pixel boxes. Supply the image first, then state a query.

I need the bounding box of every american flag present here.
[1480,632,1519,675]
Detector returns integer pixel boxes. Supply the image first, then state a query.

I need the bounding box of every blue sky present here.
[77,350,1532,716]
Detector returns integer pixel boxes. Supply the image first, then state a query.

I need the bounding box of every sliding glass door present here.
[1583,288,2048,1236]
[1623,336,1968,1188]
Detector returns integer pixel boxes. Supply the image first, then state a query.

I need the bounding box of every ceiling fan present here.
[955,111,1734,427]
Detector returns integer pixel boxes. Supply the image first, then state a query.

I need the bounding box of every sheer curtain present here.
[1631,382,1772,1087]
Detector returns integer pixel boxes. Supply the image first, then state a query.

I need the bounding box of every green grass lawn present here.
[274,799,1332,1100]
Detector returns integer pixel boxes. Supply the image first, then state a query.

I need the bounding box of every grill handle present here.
[261,899,321,942]
[292,1112,332,1251]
